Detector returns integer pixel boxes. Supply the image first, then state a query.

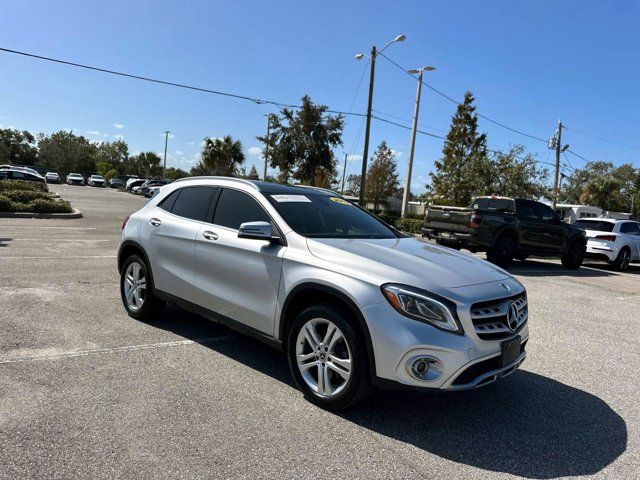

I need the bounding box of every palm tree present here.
[195,135,245,177]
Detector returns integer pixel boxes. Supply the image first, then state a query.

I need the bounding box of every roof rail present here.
[173,176,260,190]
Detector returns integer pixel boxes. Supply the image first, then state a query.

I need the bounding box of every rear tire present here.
[612,247,631,272]
[120,254,165,320]
[487,236,515,267]
[561,241,585,270]
[287,304,371,411]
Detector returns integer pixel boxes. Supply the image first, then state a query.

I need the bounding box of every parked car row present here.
[0,165,46,183]
[125,178,171,198]
[421,195,639,271]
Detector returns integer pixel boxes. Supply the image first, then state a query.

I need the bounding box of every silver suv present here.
[118,177,529,409]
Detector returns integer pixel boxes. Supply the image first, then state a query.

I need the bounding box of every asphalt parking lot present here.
[1,184,639,479]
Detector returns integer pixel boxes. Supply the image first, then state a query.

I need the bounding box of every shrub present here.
[0,180,48,192]
[395,218,423,234]
[25,198,73,214]
[2,190,50,203]
[0,194,15,212]
[376,211,400,226]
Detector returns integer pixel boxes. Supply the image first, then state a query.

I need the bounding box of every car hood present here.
[306,236,511,290]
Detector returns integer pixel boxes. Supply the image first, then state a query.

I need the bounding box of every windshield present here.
[574,220,614,232]
[69,173,82,178]
[267,193,398,239]
[91,175,103,179]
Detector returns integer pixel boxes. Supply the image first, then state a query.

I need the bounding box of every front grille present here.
[452,340,527,386]
[470,292,527,340]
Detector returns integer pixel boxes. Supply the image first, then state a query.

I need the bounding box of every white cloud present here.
[113,123,124,129]
[114,134,124,139]
[162,133,174,139]
[175,150,184,156]
[347,154,363,162]
[187,141,195,146]
[102,133,108,138]
[391,150,404,157]
[248,146,262,158]
[87,130,101,136]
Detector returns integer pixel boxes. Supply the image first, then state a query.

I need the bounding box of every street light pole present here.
[162,131,170,180]
[401,66,435,218]
[355,34,406,207]
[358,45,376,206]
[340,152,348,195]
[263,115,271,181]
[552,121,563,210]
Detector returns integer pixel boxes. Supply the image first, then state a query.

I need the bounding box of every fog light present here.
[406,356,443,382]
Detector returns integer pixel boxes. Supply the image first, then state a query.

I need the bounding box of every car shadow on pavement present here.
[505,260,619,277]
[343,372,627,479]
[148,306,627,479]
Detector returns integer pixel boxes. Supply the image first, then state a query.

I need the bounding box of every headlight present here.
[381,284,462,333]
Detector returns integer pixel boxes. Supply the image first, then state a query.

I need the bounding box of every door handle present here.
[149,217,162,227]
[202,230,218,241]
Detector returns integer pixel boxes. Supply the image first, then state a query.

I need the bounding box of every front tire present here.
[561,241,585,270]
[120,254,165,319]
[287,304,370,410]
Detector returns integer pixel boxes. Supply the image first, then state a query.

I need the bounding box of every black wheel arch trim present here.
[279,282,377,382]
[117,240,155,288]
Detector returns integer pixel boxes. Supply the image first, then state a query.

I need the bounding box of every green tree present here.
[192,135,245,176]
[130,151,162,178]
[344,174,361,197]
[488,145,549,199]
[0,128,38,165]
[164,167,188,181]
[258,96,344,185]
[246,165,260,180]
[428,92,490,206]
[37,131,97,176]
[365,141,399,211]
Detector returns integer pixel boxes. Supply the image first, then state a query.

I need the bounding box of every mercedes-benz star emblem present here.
[506,302,519,332]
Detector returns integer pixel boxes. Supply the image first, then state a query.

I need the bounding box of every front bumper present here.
[361,277,529,390]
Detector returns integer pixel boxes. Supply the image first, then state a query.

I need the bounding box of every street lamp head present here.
[394,34,406,43]
[424,66,436,71]
[408,66,436,74]
[354,53,364,61]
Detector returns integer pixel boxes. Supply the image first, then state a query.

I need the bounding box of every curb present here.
[0,208,83,219]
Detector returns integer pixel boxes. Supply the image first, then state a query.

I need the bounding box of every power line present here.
[564,125,640,151]
[565,149,590,164]
[0,46,366,118]
[378,51,549,144]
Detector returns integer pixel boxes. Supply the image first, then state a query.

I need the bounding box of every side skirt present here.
[154,289,284,352]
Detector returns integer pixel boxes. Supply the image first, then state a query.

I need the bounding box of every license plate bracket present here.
[500,336,521,367]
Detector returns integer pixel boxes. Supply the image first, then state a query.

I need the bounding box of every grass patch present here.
[0,181,73,214]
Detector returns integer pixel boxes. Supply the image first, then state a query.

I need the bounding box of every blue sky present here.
[1,0,638,192]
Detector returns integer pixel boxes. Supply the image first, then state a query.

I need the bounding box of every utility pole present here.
[263,115,271,181]
[359,45,376,206]
[552,120,563,210]
[340,153,348,195]
[401,66,434,218]
[162,131,170,180]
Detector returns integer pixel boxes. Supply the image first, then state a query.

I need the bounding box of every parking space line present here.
[0,336,235,364]
[0,255,117,259]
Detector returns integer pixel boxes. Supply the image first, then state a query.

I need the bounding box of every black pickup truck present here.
[422,196,587,268]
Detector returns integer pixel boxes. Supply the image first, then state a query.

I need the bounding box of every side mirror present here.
[238,221,273,241]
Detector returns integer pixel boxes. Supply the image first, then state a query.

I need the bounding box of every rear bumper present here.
[586,242,618,262]
[421,228,478,248]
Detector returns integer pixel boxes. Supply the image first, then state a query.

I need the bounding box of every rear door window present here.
[620,222,640,235]
[170,186,217,222]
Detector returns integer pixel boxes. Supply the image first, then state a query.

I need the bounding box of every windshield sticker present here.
[329,197,350,205]
[271,194,312,203]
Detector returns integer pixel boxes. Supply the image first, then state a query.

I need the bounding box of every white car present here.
[66,173,85,186]
[88,174,107,187]
[45,172,61,183]
[575,218,640,271]
[117,177,529,410]
[126,177,141,189]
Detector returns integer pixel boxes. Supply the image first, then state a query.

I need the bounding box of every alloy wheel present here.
[123,261,146,311]
[295,318,352,397]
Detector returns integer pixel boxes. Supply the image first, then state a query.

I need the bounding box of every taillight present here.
[595,234,616,242]
[121,215,130,231]
[470,212,481,229]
